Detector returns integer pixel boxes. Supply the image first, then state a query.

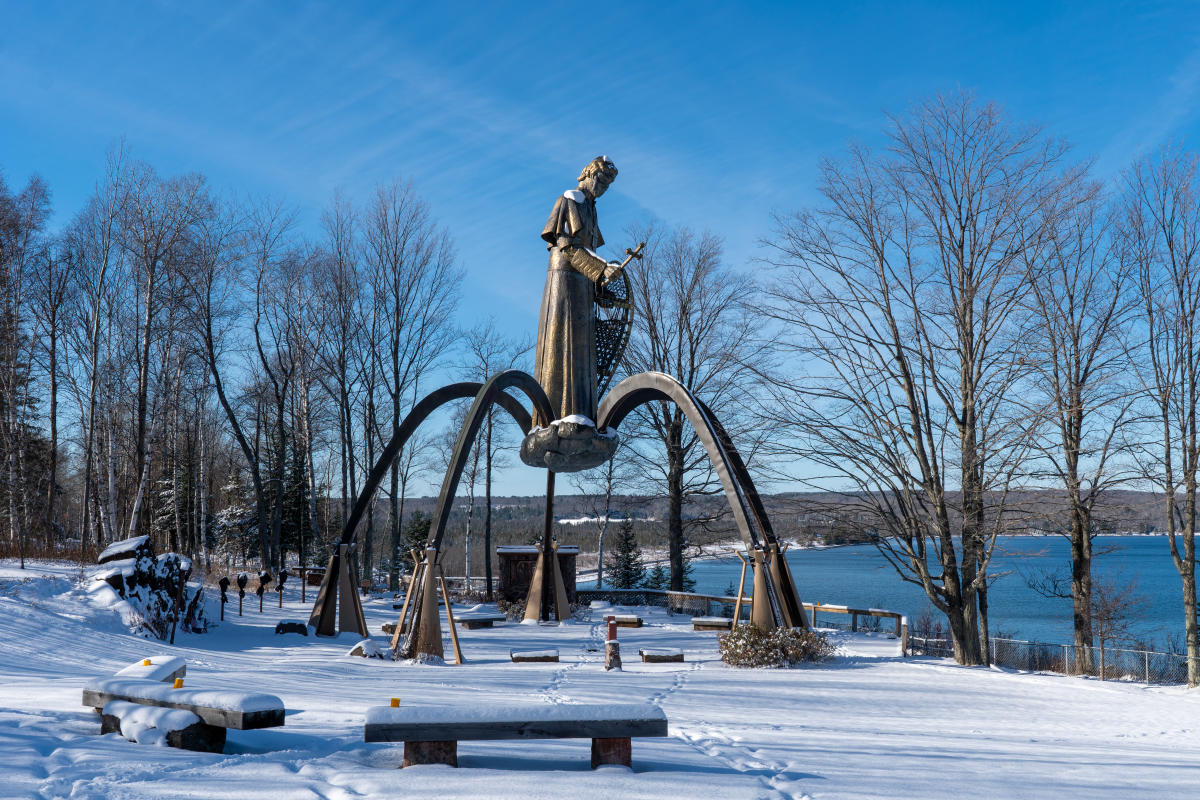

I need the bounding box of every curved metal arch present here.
[693,396,776,545]
[695,395,806,626]
[597,371,767,553]
[597,371,805,628]
[336,377,542,549]
[425,370,553,553]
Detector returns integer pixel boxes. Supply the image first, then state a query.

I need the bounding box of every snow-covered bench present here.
[639,648,684,663]
[364,702,668,768]
[82,676,285,753]
[113,655,187,683]
[510,648,559,663]
[612,614,643,628]
[456,611,507,630]
[692,616,732,631]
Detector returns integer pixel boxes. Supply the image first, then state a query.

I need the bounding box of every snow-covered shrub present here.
[719,625,835,668]
[497,598,525,621]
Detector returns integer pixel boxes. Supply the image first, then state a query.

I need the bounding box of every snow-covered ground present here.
[2,559,1198,800]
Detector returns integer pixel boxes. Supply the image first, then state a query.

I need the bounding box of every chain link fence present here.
[909,635,1191,685]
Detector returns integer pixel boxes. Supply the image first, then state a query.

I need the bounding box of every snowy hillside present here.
[1,560,1197,800]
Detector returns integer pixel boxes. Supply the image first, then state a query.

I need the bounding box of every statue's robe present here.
[534,188,606,427]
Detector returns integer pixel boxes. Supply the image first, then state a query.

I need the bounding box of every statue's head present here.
[578,156,618,199]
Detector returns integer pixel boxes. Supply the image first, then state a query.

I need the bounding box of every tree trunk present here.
[666,417,685,592]
[1070,512,1095,673]
[390,458,400,591]
[1184,565,1199,687]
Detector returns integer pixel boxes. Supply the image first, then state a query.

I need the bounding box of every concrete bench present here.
[510,649,559,663]
[82,677,285,753]
[364,702,668,768]
[692,616,732,631]
[639,648,684,663]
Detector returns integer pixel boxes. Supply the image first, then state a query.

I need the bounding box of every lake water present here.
[607,535,1189,647]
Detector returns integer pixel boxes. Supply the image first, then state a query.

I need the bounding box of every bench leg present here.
[403,740,458,767]
[100,714,226,753]
[167,722,226,753]
[590,737,631,768]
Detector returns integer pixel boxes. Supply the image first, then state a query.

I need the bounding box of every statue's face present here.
[580,172,614,199]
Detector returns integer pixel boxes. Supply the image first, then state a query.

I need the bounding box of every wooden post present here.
[390,559,423,654]
[437,564,464,665]
[300,567,306,603]
[731,551,749,626]
[403,740,457,768]
[590,737,631,768]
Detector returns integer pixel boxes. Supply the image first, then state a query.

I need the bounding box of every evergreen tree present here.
[644,564,667,590]
[400,510,432,572]
[605,518,645,589]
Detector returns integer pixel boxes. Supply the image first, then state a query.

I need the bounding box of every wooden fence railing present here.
[577,589,909,654]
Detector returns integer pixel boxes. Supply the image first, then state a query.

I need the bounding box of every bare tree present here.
[569,451,634,589]
[118,163,208,539]
[1090,572,1146,677]
[1022,182,1136,671]
[63,148,128,548]
[623,225,768,591]
[0,171,52,564]
[188,198,284,568]
[315,194,363,537]
[361,180,460,584]
[30,240,72,546]
[761,92,1074,664]
[1120,147,1200,686]
[457,318,530,597]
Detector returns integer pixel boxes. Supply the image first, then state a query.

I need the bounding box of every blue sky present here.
[2,1,1199,494]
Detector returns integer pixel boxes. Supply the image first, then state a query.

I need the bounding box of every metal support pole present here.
[541,470,556,622]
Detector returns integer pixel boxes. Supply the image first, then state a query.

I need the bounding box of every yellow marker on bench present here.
[173,678,184,689]
[142,659,151,666]
[390,697,401,708]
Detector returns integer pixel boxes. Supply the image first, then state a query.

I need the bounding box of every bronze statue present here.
[311,156,805,654]
[519,156,625,472]
[534,156,622,426]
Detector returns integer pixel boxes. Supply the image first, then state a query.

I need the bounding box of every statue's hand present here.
[602,261,624,284]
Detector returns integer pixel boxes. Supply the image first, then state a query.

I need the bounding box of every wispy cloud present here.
[1100,39,1200,170]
